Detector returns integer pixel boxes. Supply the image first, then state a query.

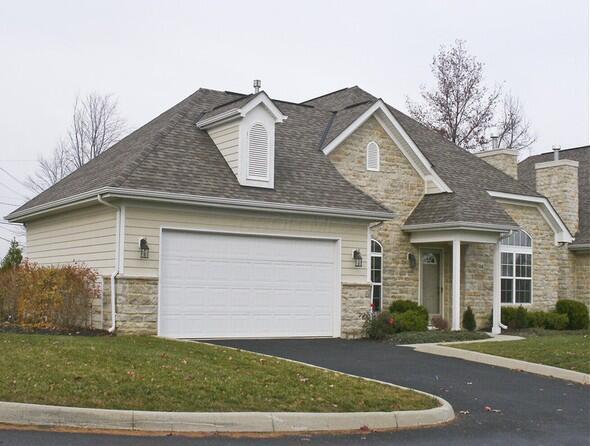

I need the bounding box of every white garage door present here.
[159,230,339,338]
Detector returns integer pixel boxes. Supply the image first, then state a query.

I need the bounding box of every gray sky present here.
[0,0,588,255]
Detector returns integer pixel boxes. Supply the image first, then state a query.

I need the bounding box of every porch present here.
[406,228,506,334]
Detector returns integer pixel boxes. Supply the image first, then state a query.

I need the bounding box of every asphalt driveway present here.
[1,338,588,445]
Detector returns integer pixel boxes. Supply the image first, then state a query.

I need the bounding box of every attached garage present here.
[158,229,341,338]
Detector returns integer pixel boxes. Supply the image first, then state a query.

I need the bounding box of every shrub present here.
[362,310,396,340]
[543,312,569,330]
[1,239,22,272]
[389,300,421,314]
[556,300,589,330]
[0,261,99,329]
[462,306,476,331]
[395,310,428,332]
[431,315,449,330]
[526,310,569,330]
[501,306,528,330]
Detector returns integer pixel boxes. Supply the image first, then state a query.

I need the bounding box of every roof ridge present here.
[342,100,372,110]
[300,87,351,104]
[209,93,254,111]
[318,111,337,149]
[521,144,590,162]
[114,93,201,188]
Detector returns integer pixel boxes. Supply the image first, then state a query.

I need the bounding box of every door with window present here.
[420,249,442,315]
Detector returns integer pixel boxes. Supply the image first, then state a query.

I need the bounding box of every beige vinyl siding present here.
[207,121,240,176]
[25,205,117,275]
[123,203,369,283]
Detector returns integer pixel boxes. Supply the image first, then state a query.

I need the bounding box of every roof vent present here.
[253,79,261,94]
[552,144,561,161]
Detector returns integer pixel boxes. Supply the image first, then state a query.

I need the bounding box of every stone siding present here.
[462,243,494,327]
[502,203,573,310]
[535,161,579,235]
[476,149,518,179]
[328,116,424,309]
[574,252,590,306]
[341,283,371,338]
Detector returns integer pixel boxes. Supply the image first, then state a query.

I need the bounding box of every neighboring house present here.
[6,85,586,339]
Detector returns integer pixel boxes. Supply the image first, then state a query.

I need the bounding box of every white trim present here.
[492,242,501,334]
[6,186,394,223]
[157,226,342,339]
[366,141,380,171]
[418,247,444,318]
[409,229,503,244]
[321,99,452,194]
[403,221,518,233]
[451,239,461,331]
[369,239,383,311]
[196,92,287,130]
[487,190,574,244]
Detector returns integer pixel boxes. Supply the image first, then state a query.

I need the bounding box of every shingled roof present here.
[8,86,559,233]
[518,146,589,247]
[9,88,392,220]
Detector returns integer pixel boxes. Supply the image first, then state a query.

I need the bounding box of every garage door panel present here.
[159,230,339,338]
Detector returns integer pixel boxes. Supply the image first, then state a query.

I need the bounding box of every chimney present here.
[476,147,519,179]
[253,79,261,94]
[535,149,579,235]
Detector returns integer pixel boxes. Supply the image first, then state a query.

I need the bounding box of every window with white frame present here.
[500,230,533,304]
[366,141,380,171]
[370,239,383,310]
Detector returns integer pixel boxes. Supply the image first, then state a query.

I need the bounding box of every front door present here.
[420,249,442,315]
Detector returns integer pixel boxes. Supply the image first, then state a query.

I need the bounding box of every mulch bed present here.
[0,322,112,337]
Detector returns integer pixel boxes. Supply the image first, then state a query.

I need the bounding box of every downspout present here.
[97,194,121,333]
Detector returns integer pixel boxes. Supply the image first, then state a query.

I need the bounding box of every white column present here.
[492,241,502,335]
[452,239,461,331]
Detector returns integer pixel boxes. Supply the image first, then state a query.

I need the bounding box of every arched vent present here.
[247,123,270,179]
[366,141,380,171]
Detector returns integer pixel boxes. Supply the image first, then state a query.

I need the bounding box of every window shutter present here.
[366,141,379,171]
[248,123,269,179]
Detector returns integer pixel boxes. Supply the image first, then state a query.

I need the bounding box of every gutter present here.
[6,187,394,223]
[568,243,590,252]
[402,221,519,233]
[97,195,123,333]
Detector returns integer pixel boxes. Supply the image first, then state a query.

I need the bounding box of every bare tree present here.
[494,93,536,151]
[407,40,501,151]
[27,93,125,192]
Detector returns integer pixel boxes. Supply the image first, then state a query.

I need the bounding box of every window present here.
[366,141,380,171]
[247,123,269,180]
[370,240,383,310]
[500,230,532,304]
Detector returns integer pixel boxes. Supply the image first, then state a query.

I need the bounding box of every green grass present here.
[452,332,590,373]
[0,334,437,412]
[387,330,490,345]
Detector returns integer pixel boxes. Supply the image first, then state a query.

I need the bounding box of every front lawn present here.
[0,334,437,412]
[452,331,590,373]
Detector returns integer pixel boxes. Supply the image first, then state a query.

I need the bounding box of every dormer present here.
[197,90,287,189]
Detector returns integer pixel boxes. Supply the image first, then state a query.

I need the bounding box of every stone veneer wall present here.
[92,276,158,334]
[476,149,518,179]
[462,243,494,327]
[341,283,371,338]
[502,203,572,310]
[574,252,590,306]
[535,161,579,235]
[328,116,424,309]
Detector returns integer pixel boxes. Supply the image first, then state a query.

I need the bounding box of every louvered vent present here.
[247,123,269,179]
[366,141,380,171]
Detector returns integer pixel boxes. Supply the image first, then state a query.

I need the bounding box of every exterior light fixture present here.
[407,252,416,269]
[352,249,363,268]
[139,237,149,259]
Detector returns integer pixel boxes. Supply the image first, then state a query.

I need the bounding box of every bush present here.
[543,312,569,330]
[500,306,529,330]
[0,261,99,329]
[362,310,396,340]
[526,310,569,330]
[431,315,449,330]
[395,310,428,332]
[462,306,476,331]
[556,300,589,330]
[389,300,421,314]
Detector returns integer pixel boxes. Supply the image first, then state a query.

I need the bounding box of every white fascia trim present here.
[196,92,287,130]
[321,99,452,194]
[487,190,574,244]
[7,187,394,222]
[402,221,518,233]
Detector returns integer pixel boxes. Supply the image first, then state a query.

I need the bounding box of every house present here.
[6,85,587,339]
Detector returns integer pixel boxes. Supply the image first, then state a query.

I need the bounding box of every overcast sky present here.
[0,0,588,255]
